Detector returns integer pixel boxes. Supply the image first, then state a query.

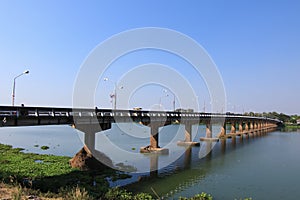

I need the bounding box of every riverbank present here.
[0,143,214,200]
[0,143,144,199]
[284,123,300,128]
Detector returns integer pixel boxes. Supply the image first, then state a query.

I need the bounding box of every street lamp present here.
[159,89,169,110]
[172,93,176,111]
[12,70,29,106]
[104,77,123,110]
[159,89,176,111]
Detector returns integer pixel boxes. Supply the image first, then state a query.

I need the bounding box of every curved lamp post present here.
[104,77,123,110]
[159,89,176,111]
[12,70,29,106]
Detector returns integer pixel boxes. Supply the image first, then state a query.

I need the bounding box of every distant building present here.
[297,119,300,125]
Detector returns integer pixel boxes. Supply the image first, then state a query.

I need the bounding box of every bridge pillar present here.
[257,122,262,135]
[200,121,219,142]
[140,122,169,154]
[177,122,200,146]
[184,123,192,142]
[206,122,212,138]
[73,123,112,151]
[244,122,250,138]
[85,131,96,150]
[238,121,243,133]
[230,121,236,134]
[250,122,254,130]
[261,122,266,134]
[70,123,115,170]
[219,123,226,138]
[249,122,253,130]
[254,122,258,129]
[237,121,244,139]
[254,122,258,135]
[150,123,159,148]
[245,122,249,132]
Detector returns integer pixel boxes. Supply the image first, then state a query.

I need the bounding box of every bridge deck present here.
[0,106,282,128]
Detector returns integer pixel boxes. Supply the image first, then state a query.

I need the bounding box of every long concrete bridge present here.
[0,106,282,154]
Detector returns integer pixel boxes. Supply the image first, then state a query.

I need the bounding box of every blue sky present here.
[0,1,299,114]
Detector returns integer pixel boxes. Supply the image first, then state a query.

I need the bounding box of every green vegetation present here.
[179,192,213,200]
[40,145,50,150]
[0,143,215,199]
[105,187,153,200]
[0,143,131,199]
[244,111,300,126]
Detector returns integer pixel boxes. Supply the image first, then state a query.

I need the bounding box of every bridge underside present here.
[72,118,279,155]
[0,106,281,155]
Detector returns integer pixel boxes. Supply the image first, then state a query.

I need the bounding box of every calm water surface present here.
[0,125,299,199]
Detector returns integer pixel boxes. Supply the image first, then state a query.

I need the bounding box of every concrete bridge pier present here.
[253,122,258,136]
[200,121,219,142]
[218,122,226,138]
[70,123,115,170]
[72,123,112,151]
[84,131,96,150]
[244,122,250,138]
[257,122,262,136]
[262,122,268,134]
[257,122,262,135]
[206,122,212,138]
[150,123,159,148]
[140,122,169,154]
[225,121,236,139]
[177,122,200,146]
[239,121,243,133]
[237,121,243,139]
[231,121,236,134]
[249,122,254,137]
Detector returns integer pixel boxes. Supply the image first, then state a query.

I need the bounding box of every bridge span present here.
[0,106,282,154]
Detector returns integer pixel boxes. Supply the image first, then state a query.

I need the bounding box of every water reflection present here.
[220,139,226,154]
[125,130,294,200]
[183,147,192,169]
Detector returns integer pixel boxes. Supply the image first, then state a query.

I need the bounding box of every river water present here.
[0,125,299,199]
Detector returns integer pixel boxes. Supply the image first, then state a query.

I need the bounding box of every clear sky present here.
[0,1,299,114]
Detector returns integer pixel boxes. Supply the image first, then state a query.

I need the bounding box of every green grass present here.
[284,124,300,128]
[0,143,127,198]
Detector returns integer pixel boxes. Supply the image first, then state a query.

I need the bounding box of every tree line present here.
[243,112,299,124]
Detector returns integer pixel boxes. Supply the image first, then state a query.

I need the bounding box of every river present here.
[0,125,299,199]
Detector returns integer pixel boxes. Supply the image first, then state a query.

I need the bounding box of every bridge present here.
[0,105,281,154]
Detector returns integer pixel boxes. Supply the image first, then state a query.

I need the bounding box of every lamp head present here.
[23,70,29,74]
